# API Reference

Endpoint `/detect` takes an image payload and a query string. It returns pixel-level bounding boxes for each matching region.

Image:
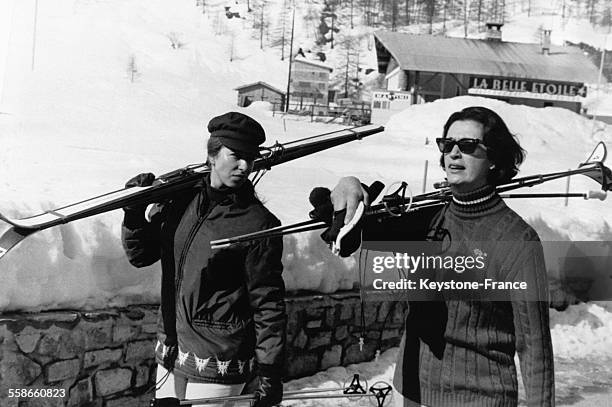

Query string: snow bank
[284,348,398,407]
[551,303,612,359]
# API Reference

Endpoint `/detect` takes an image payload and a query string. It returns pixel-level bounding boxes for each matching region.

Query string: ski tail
[0,227,32,259]
[581,141,607,165]
[579,142,612,191]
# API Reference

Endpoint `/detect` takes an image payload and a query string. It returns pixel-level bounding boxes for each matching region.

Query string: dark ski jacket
[121,175,286,384]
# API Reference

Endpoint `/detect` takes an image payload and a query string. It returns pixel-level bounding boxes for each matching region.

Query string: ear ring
[489,165,496,170]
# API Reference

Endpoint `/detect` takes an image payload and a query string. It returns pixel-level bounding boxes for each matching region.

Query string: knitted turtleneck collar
[448,184,504,218]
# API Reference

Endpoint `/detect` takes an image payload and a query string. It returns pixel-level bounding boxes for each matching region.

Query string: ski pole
[178,384,392,407]
[159,374,391,407]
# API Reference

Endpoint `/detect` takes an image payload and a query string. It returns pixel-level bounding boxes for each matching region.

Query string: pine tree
[318,1,340,49]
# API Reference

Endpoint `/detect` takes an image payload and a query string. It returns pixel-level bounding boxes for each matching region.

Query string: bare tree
[427,0,435,33]
[602,5,612,32]
[588,0,596,24]
[167,32,185,49]
[334,32,367,99]
[442,0,448,33]
[127,54,138,82]
[391,0,399,30]
[196,0,206,15]
[252,0,270,49]
[464,0,469,37]
[405,0,412,25]
[280,0,289,59]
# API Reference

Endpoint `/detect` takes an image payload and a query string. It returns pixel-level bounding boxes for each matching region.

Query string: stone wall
[0,291,406,406]
[0,307,158,407]
[284,292,406,378]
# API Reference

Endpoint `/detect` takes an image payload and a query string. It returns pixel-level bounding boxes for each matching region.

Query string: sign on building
[469,76,587,99]
[371,90,421,125]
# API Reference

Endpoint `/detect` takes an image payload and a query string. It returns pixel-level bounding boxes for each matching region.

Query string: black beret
[207,112,266,157]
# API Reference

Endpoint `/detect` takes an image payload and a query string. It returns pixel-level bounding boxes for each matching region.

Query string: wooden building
[234,81,285,108]
[373,25,601,113]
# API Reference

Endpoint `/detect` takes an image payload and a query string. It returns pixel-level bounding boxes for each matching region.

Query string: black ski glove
[123,172,156,214]
[244,374,283,407]
[318,181,384,257]
[309,187,334,224]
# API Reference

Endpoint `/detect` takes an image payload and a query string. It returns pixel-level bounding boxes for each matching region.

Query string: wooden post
[422,160,429,193]
[32,0,39,71]
[284,4,295,112]
[564,169,571,206]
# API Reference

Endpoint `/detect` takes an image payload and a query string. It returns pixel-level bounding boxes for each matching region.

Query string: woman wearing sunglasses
[330,106,554,406]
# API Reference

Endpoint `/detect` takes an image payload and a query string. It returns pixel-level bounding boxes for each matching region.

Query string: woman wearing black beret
[122,112,286,407]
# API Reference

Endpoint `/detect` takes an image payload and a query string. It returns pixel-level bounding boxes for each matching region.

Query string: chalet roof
[374,31,601,84]
[233,81,285,95]
[293,57,333,72]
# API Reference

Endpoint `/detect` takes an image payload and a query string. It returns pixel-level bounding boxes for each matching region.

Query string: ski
[0,124,384,259]
[210,142,612,249]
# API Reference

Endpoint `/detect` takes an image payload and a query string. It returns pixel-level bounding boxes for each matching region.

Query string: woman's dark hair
[439,106,525,185]
[206,137,224,165]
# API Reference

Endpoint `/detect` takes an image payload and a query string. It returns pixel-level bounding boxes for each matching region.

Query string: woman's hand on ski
[330,176,369,224]
[125,172,156,188]
[123,172,156,213]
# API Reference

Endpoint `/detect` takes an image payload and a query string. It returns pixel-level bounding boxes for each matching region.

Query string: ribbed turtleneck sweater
[393,184,555,407]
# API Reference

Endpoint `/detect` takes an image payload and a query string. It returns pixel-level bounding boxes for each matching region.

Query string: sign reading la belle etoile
[470,76,587,97]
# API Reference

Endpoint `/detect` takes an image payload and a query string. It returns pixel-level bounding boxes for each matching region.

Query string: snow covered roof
[234,81,285,95]
[374,31,601,84]
[293,57,333,72]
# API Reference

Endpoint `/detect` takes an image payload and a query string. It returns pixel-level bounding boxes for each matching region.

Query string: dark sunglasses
[436,138,486,154]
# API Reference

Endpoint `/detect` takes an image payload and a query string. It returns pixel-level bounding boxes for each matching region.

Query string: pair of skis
[209,142,612,250]
[150,374,392,406]
[0,124,384,259]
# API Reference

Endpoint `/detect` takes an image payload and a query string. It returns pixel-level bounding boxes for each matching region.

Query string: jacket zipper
[175,202,212,301]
